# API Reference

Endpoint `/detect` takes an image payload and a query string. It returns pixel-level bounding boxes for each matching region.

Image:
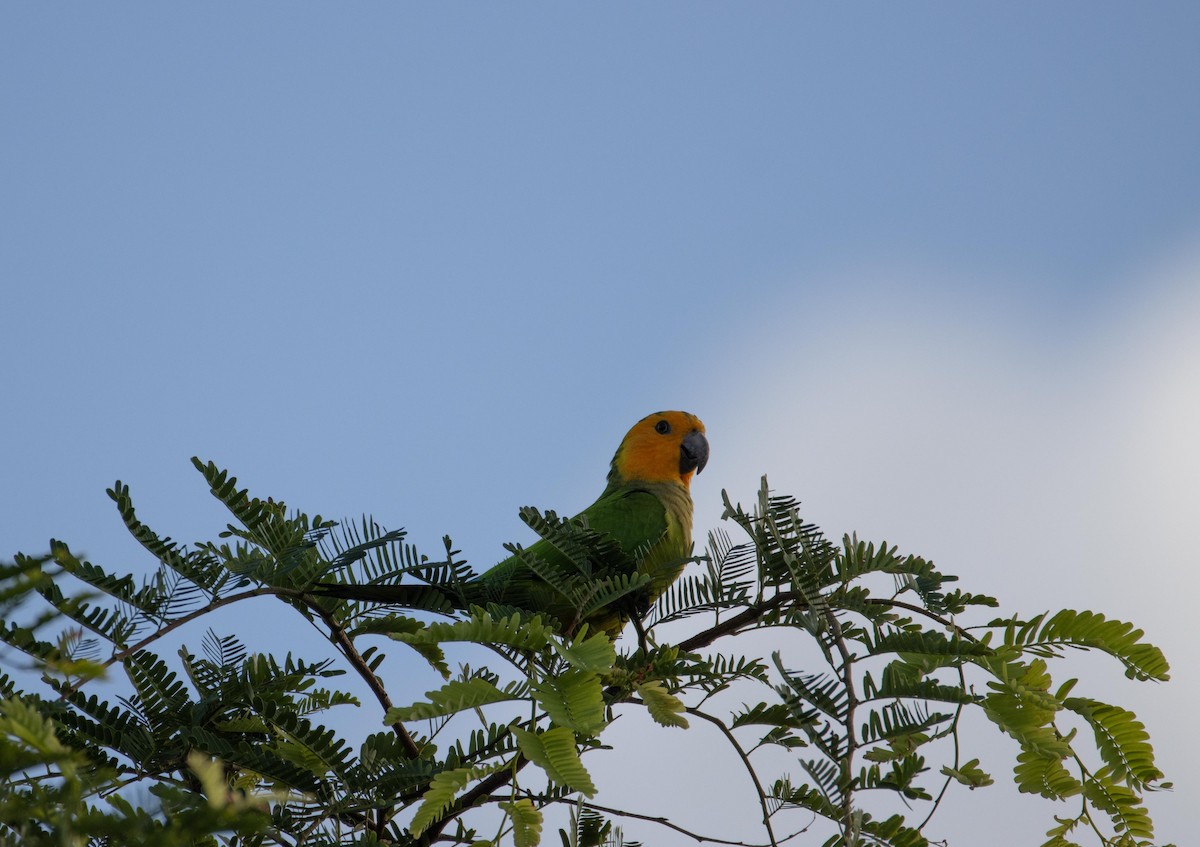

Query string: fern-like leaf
[1063,698,1163,790]
[501,798,543,847]
[393,611,553,652]
[1082,769,1154,839]
[939,758,994,789]
[551,630,616,673]
[511,726,596,796]
[995,610,1169,681]
[108,481,230,596]
[408,762,503,836]
[635,680,688,729]
[385,677,523,723]
[532,669,605,736]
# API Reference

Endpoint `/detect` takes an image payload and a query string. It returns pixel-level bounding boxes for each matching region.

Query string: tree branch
[822,608,857,836]
[308,601,422,759]
[422,754,532,844]
[867,597,981,644]
[518,795,814,846]
[676,591,800,652]
[674,591,981,656]
[685,705,780,847]
[55,586,291,699]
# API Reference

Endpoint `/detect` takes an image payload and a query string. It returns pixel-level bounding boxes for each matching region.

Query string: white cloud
[589,247,1200,845]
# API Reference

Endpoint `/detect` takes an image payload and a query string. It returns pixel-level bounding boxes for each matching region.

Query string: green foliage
[410,762,506,837]
[501,798,544,847]
[558,805,642,847]
[992,609,1170,682]
[385,677,525,723]
[531,668,606,736]
[0,465,1170,847]
[635,680,689,729]
[1064,699,1162,790]
[940,757,994,789]
[511,726,597,797]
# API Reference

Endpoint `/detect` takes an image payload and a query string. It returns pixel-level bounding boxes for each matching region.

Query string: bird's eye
[654,420,671,435]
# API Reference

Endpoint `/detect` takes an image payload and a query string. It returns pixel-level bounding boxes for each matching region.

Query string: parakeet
[318,411,708,637]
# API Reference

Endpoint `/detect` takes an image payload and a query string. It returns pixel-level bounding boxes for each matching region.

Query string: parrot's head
[610,411,709,489]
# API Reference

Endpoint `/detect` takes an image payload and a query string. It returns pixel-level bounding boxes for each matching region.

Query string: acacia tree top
[0,461,1170,847]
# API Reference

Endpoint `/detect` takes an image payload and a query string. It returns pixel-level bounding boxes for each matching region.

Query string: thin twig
[54,583,425,759]
[865,598,982,644]
[55,586,292,699]
[685,705,781,847]
[516,795,814,847]
[916,662,969,831]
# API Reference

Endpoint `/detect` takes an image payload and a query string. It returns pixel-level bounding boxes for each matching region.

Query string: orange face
[613,411,709,487]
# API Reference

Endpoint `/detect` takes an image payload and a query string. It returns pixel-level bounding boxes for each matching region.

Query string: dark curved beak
[680,430,710,475]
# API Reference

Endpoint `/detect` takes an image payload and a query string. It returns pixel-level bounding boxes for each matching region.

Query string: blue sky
[3,5,1198,844]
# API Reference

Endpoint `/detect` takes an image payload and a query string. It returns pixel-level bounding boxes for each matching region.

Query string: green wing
[469,488,668,630]
[319,487,674,636]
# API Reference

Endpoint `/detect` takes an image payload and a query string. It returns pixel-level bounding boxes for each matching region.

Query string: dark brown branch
[676,591,800,652]
[674,591,981,656]
[421,755,532,844]
[309,601,422,759]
